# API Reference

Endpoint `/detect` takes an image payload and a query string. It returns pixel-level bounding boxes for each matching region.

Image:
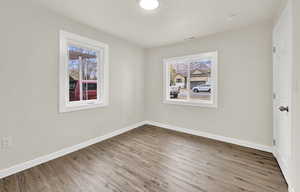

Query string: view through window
[59,30,109,112]
[164,51,217,107]
[68,45,99,102]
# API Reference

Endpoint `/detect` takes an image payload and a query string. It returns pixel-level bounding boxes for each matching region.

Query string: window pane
[169,62,188,100]
[81,56,98,101]
[68,45,99,102]
[189,59,212,102]
[68,53,80,102]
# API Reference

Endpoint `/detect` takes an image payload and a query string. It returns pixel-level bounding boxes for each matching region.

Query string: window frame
[59,30,109,113]
[163,51,218,108]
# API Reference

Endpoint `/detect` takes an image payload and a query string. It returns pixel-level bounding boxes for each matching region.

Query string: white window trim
[163,51,218,108]
[59,30,109,113]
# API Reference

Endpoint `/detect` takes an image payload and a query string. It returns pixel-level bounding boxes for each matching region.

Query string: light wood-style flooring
[0,125,288,192]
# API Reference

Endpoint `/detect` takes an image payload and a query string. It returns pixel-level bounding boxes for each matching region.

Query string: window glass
[189,59,212,102]
[169,61,188,100]
[164,51,217,107]
[68,50,80,102]
[68,45,99,102]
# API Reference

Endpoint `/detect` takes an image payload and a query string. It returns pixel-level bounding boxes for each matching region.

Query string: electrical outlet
[1,136,13,150]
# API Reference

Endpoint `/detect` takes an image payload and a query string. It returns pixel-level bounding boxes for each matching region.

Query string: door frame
[272,0,293,186]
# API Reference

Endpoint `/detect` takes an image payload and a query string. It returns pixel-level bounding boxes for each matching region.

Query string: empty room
[0,0,299,191]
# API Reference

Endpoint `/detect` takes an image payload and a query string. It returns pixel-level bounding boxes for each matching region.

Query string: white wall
[145,22,273,147]
[0,0,144,170]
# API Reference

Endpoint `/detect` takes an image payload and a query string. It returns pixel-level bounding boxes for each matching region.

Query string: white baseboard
[0,121,147,179]
[144,121,273,153]
[0,120,275,180]
[273,148,292,189]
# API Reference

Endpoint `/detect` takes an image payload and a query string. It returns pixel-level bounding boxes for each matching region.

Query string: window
[59,30,109,112]
[163,51,218,107]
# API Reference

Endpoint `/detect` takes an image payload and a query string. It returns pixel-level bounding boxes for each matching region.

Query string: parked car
[192,84,211,93]
[69,80,97,101]
[170,86,181,98]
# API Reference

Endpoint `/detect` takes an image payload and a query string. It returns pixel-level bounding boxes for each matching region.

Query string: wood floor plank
[0,125,288,192]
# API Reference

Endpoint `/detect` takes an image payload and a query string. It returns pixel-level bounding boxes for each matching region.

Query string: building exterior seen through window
[164,51,218,107]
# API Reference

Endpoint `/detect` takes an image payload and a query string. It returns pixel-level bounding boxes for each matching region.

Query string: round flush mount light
[139,0,159,10]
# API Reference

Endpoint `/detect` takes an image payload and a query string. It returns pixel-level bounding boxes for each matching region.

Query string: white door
[273,1,292,184]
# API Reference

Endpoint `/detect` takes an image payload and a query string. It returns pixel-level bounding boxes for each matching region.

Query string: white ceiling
[33,0,283,48]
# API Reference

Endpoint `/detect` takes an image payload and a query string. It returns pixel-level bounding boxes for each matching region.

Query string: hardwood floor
[0,125,288,192]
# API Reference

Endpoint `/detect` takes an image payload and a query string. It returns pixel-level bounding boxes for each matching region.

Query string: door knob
[279,106,289,112]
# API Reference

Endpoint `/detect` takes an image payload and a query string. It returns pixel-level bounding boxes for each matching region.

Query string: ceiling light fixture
[139,0,159,10]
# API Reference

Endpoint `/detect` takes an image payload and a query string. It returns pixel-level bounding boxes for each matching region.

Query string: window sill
[59,102,109,113]
[163,99,217,108]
